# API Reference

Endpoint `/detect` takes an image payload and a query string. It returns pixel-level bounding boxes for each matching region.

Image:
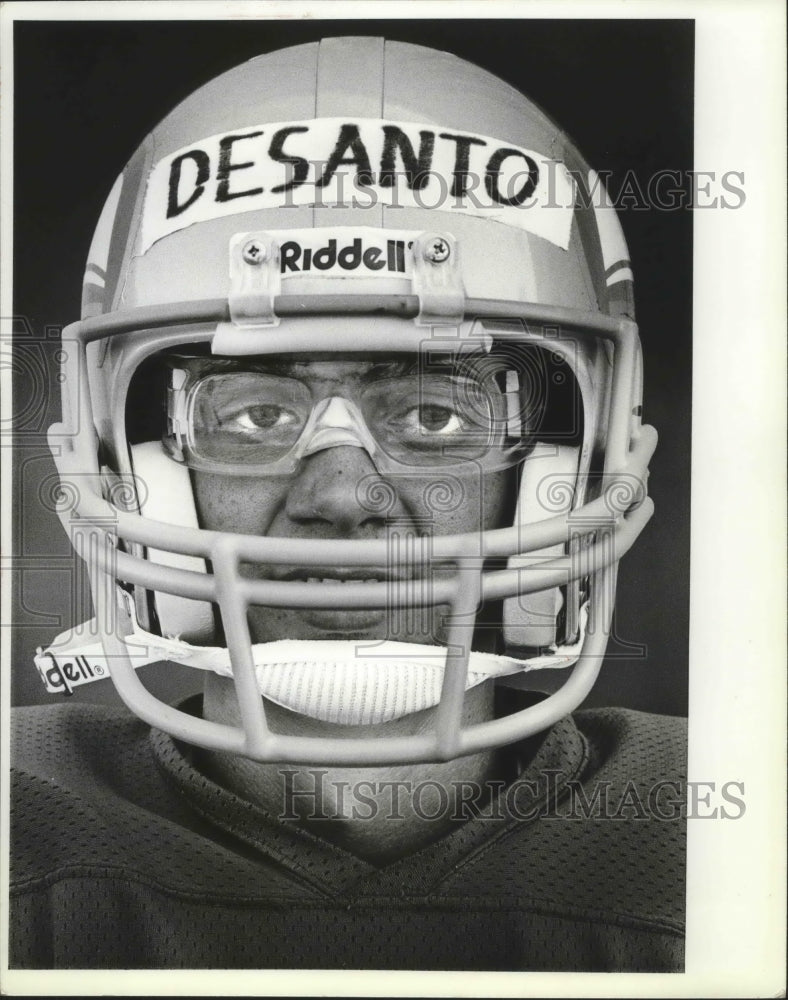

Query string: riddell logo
[279,236,414,275]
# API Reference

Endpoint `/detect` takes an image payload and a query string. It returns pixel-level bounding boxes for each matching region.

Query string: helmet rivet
[242,239,266,265]
[423,237,451,264]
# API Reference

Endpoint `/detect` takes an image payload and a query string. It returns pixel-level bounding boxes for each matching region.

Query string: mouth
[282,572,393,633]
[274,568,411,584]
[249,568,436,638]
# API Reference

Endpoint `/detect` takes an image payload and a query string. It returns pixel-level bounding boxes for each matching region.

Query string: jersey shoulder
[439,707,687,941]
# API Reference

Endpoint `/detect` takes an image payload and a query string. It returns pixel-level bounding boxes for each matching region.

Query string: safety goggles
[162,356,530,475]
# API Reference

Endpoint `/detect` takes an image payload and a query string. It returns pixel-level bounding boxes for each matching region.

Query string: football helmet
[38,38,656,765]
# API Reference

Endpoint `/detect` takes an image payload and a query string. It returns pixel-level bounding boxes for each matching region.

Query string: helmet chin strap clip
[410,232,465,330]
[219,233,283,341]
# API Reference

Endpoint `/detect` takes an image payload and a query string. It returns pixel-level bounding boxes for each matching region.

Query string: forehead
[196,351,507,378]
[266,359,403,382]
[193,354,466,385]
[170,352,519,396]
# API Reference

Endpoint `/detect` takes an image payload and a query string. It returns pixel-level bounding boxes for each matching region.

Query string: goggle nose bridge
[292,395,382,463]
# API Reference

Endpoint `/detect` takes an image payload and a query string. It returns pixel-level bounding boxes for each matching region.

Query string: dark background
[10,18,693,714]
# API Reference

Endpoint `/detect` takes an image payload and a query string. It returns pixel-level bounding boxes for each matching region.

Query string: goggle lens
[167,363,525,472]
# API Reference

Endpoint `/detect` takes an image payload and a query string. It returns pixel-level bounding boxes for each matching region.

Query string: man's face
[191,358,514,645]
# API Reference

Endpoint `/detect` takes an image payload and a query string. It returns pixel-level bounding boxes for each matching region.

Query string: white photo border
[1,1,785,996]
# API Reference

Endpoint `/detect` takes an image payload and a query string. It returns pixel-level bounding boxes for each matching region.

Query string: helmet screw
[423,237,451,264]
[242,239,266,265]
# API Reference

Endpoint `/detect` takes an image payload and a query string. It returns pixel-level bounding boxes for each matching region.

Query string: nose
[284,445,402,537]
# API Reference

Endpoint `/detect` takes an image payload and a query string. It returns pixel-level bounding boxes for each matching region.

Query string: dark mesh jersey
[10,698,686,971]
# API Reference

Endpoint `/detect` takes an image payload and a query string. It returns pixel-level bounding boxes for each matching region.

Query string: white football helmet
[40,38,656,765]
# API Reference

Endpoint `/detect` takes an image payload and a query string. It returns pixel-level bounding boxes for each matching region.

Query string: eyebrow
[176,353,483,385]
[204,357,418,381]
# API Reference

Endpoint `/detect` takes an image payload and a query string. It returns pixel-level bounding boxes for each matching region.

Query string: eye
[368,375,496,455]
[231,404,299,434]
[388,402,472,442]
[414,404,465,434]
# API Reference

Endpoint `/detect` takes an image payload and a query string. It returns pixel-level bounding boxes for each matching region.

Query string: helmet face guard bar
[51,296,655,765]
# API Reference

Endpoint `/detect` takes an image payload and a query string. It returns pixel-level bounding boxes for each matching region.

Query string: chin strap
[34,606,588,725]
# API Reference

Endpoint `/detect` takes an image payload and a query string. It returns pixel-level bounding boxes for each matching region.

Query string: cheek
[398,467,515,535]
[481,468,516,529]
[192,472,287,534]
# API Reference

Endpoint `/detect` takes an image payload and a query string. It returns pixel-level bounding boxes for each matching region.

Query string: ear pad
[503,442,579,650]
[131,442,215,642]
